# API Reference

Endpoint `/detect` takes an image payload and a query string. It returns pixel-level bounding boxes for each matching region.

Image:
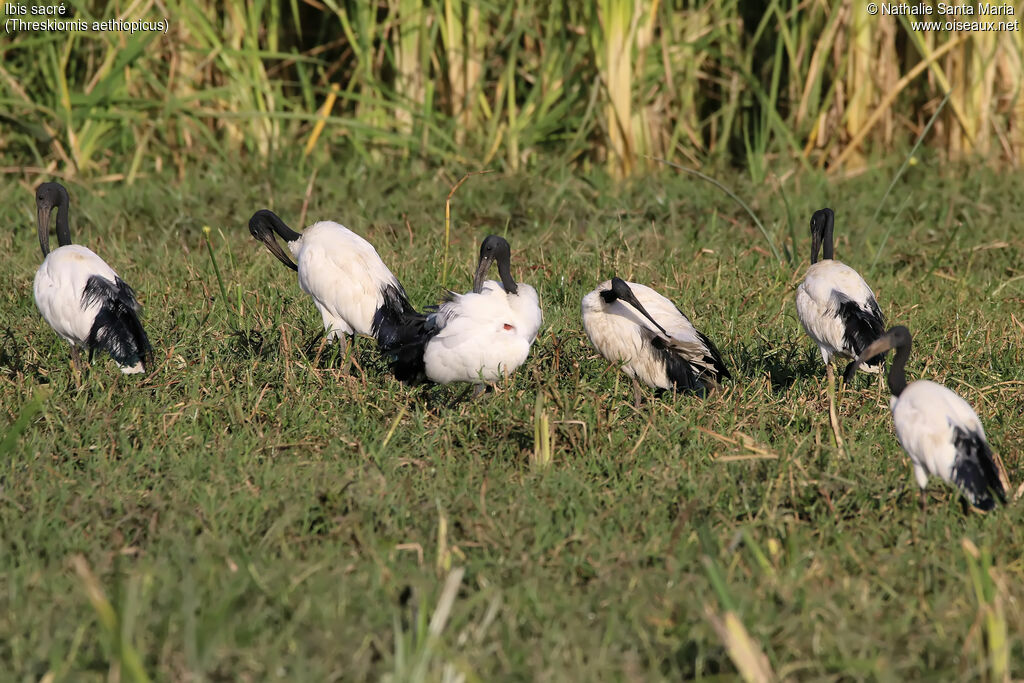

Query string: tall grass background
[2,0,1023,180]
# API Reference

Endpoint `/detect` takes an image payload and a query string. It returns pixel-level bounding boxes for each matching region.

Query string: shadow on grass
[0,327,49,384]
[731,337,823,393]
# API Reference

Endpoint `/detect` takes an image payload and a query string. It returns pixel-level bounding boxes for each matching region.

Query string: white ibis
[581,277,730,406]
[248,210,419,350]
[32,182,152,376]
[795,208,885,381]
[845,326,1007,511]
[375,235,542,394]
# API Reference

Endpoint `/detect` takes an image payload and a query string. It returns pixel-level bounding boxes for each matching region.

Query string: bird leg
[826,364,845,453]
[69,346,84,388]
[448,383,480,408]
[918,489,928,512]
[341,334,357,374]
[631,378,643,411]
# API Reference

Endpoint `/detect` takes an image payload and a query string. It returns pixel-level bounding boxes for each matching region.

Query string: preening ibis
[248,210,419,350]
[581,277,729,406]
[845,326,1007,511]
[796,208,885,381]
[374,235,542,394]
[32,182,152,376]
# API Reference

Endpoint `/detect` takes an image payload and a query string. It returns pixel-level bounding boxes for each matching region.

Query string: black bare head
[809,207,835,264]
[248,209,300,271]
[844,325,912,395]
[473,234,517,294]
[35,182,72,257]
[601,277,668,336]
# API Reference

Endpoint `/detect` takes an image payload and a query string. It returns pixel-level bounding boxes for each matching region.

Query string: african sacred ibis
[248,209,419,349]
[32,182,152,375]
[375,235,542,393]
[796,208,885,381]
[844,326,1007,511]
[581,277,730,406]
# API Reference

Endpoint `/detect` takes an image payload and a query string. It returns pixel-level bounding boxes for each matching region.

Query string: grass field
[1,157,1023,681]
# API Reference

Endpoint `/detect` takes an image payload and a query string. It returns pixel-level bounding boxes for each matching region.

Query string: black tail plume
[695,330,731,383]
[951,427,1007,511]
[837,294,886,369]
[82,276,153,372]
[372,284,435,384]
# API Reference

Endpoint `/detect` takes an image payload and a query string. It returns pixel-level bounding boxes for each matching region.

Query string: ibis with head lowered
[845,326,1007,511]
[248,209,419,352]
[581,277,729,406]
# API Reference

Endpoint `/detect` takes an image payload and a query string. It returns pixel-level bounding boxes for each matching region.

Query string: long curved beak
[843,334,894,382]
[260,233,298,271]
[858,335,895,364]
[619,291,669,337]
[36,205,52,257]
[472,255,494,293]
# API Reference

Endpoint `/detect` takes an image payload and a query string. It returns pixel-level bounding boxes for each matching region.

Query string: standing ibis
[374,235,542,394]
[581,277,729,406]
[845,326,1007,511]
[248,209,419,351]
[796,208,885,381]
[32,182,152,377]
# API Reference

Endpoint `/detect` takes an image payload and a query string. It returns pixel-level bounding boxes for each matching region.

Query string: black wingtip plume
[372,285,434,384]
[952,427,1007,511]
[82,276,153,372]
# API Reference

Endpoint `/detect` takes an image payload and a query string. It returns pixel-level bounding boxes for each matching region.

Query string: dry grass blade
[70,555,151,683]
[703,604,776,683]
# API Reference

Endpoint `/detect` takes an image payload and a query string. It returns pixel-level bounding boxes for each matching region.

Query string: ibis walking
[845,326,1007,511]
[796,208,885,381]
[581,277,729,406]
[248,210,419,351]
[375,235,542,394]
[32,182,152,377]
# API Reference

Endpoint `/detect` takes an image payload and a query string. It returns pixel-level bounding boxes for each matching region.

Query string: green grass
[1,156,1023,681]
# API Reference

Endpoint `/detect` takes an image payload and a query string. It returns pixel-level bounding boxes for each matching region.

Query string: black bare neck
[887,341,909,397]
[55,187,72,247]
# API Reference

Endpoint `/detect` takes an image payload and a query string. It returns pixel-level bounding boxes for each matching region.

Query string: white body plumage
[34,245,144,374]
[890,380,994,499]
[796,260,883,370]
[423,280,542,384]
[286,221,406,340]
[581,279,727,392]
[847,325,1006,510]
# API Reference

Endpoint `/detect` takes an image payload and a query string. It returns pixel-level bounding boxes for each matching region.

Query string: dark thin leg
[70,346,84,388]
[918,489,928,512]
[341,333,357,374]
[826,364,844,452]
[448,384,475,408]
[632,378,643,410]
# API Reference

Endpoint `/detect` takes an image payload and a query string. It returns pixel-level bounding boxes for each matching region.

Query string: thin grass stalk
[202,225,233,325]
[867,89,952,273]
[443,171,492,289]
[531,391,553,468]
[648,157,780,263]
